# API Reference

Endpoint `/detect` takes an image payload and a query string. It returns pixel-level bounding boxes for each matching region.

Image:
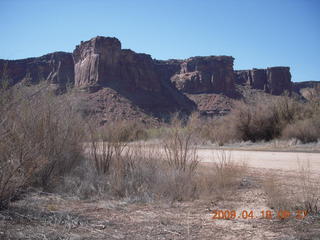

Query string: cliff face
[0,35,298,121]
[1,36,292,98]
[167,56,235,95]
[0,52,74,88]
[72,36,195,116]
[73,37,121,88]
[267,67,292,95]
[235,67,292,95]
[293,81,320,93]
[73,36,161,92]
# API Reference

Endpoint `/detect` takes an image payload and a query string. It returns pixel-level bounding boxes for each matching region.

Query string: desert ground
[200,149,320,172]
[1,145,320,240]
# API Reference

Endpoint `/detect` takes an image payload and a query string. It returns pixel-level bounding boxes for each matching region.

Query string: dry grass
[263,160,320,215]
[73,113,201,202]
[162,116,199,174]
[297,160,320,214]
[62,116,245,203]
[263,175,293,211]
[200,151,248,200]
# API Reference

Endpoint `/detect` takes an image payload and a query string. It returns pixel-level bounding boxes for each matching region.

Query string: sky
[0,0,319,82]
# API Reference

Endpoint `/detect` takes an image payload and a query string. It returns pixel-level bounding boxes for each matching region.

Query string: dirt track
[199,149,320,172]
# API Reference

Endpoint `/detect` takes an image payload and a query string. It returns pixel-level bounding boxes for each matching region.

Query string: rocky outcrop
[235,67,292,95]
[0,52,74,89]
[73,37,121,88]
[167,56,235,95]
[72,36,195,116]
[0,35,298,122]
[293,81,320,93]
[154,59,182,85]
[73,36,161,92]
[267,67,292,95]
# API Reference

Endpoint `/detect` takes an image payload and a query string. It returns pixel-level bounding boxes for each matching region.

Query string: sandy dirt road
[198,148,320,172]
[90,142,320,172]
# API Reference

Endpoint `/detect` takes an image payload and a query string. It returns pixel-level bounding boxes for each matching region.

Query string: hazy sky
[1,0,319,82]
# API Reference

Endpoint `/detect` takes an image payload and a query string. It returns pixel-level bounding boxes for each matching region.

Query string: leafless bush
[281,117,320,143]
[205,95,318,144]
[63,142,200,201]
[87,121,128,175]
[0,128,41,209]
[18,92,85,190]
[162,115,199,175]
[263,176,292,211]
[264,161,319,214]
[0,85,85,208]
[63,120,250,202]
[297,161,320,214]
[201,151,247,199]
[64,113,203,202]
[202,118,239,146]
[231,96,302,141]
[280,88,320,143]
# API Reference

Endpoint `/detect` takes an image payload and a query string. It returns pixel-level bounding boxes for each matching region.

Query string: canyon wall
[0,52,74,89]
[235,67,292,95]
[0,36,295,120]
[168,56,235,95]
[73,36,162,92]
[72,36,195,115]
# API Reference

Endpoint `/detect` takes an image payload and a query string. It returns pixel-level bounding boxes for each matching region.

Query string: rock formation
[72,36,195,116]
[0,52,74,89]
[0,35,297,121]
[235,67,292,95]
[167,56,235,95]
[267,67,292,95]
[293,81,320,94]
[73,36,161,92]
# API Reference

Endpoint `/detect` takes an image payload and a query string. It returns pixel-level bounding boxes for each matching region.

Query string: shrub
[87,121,128,175]
[205,95,312,144]
[16,91,85,190]
[232,96,302,142]
[62,116,248,202]
[84,114,200,201]
[298,161,320,214]
[281,117,320,143]
[68,141,200,202]
[263,161,319,215]
[263,176,292,211]
[162,115,199,174]
[0,85,85,208]
[201,151,247,199]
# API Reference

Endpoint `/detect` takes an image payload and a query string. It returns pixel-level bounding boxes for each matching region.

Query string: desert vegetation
[0,84,249,210]
[199,92,320,145]
[1,82,319,209]
[263,160,319,215]
[0,83,319,239]
[0,84,85,209]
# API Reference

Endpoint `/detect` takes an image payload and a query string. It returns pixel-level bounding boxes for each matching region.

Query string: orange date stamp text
[211,209,308,220]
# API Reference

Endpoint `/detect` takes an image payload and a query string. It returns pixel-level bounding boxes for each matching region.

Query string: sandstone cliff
[0,52,74,89]
[0,36,298,122]
[72,36,195,117]
[166,56,235,95]
[293,81,320,93]
[73,36,161,92]
[235,67,292,95]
